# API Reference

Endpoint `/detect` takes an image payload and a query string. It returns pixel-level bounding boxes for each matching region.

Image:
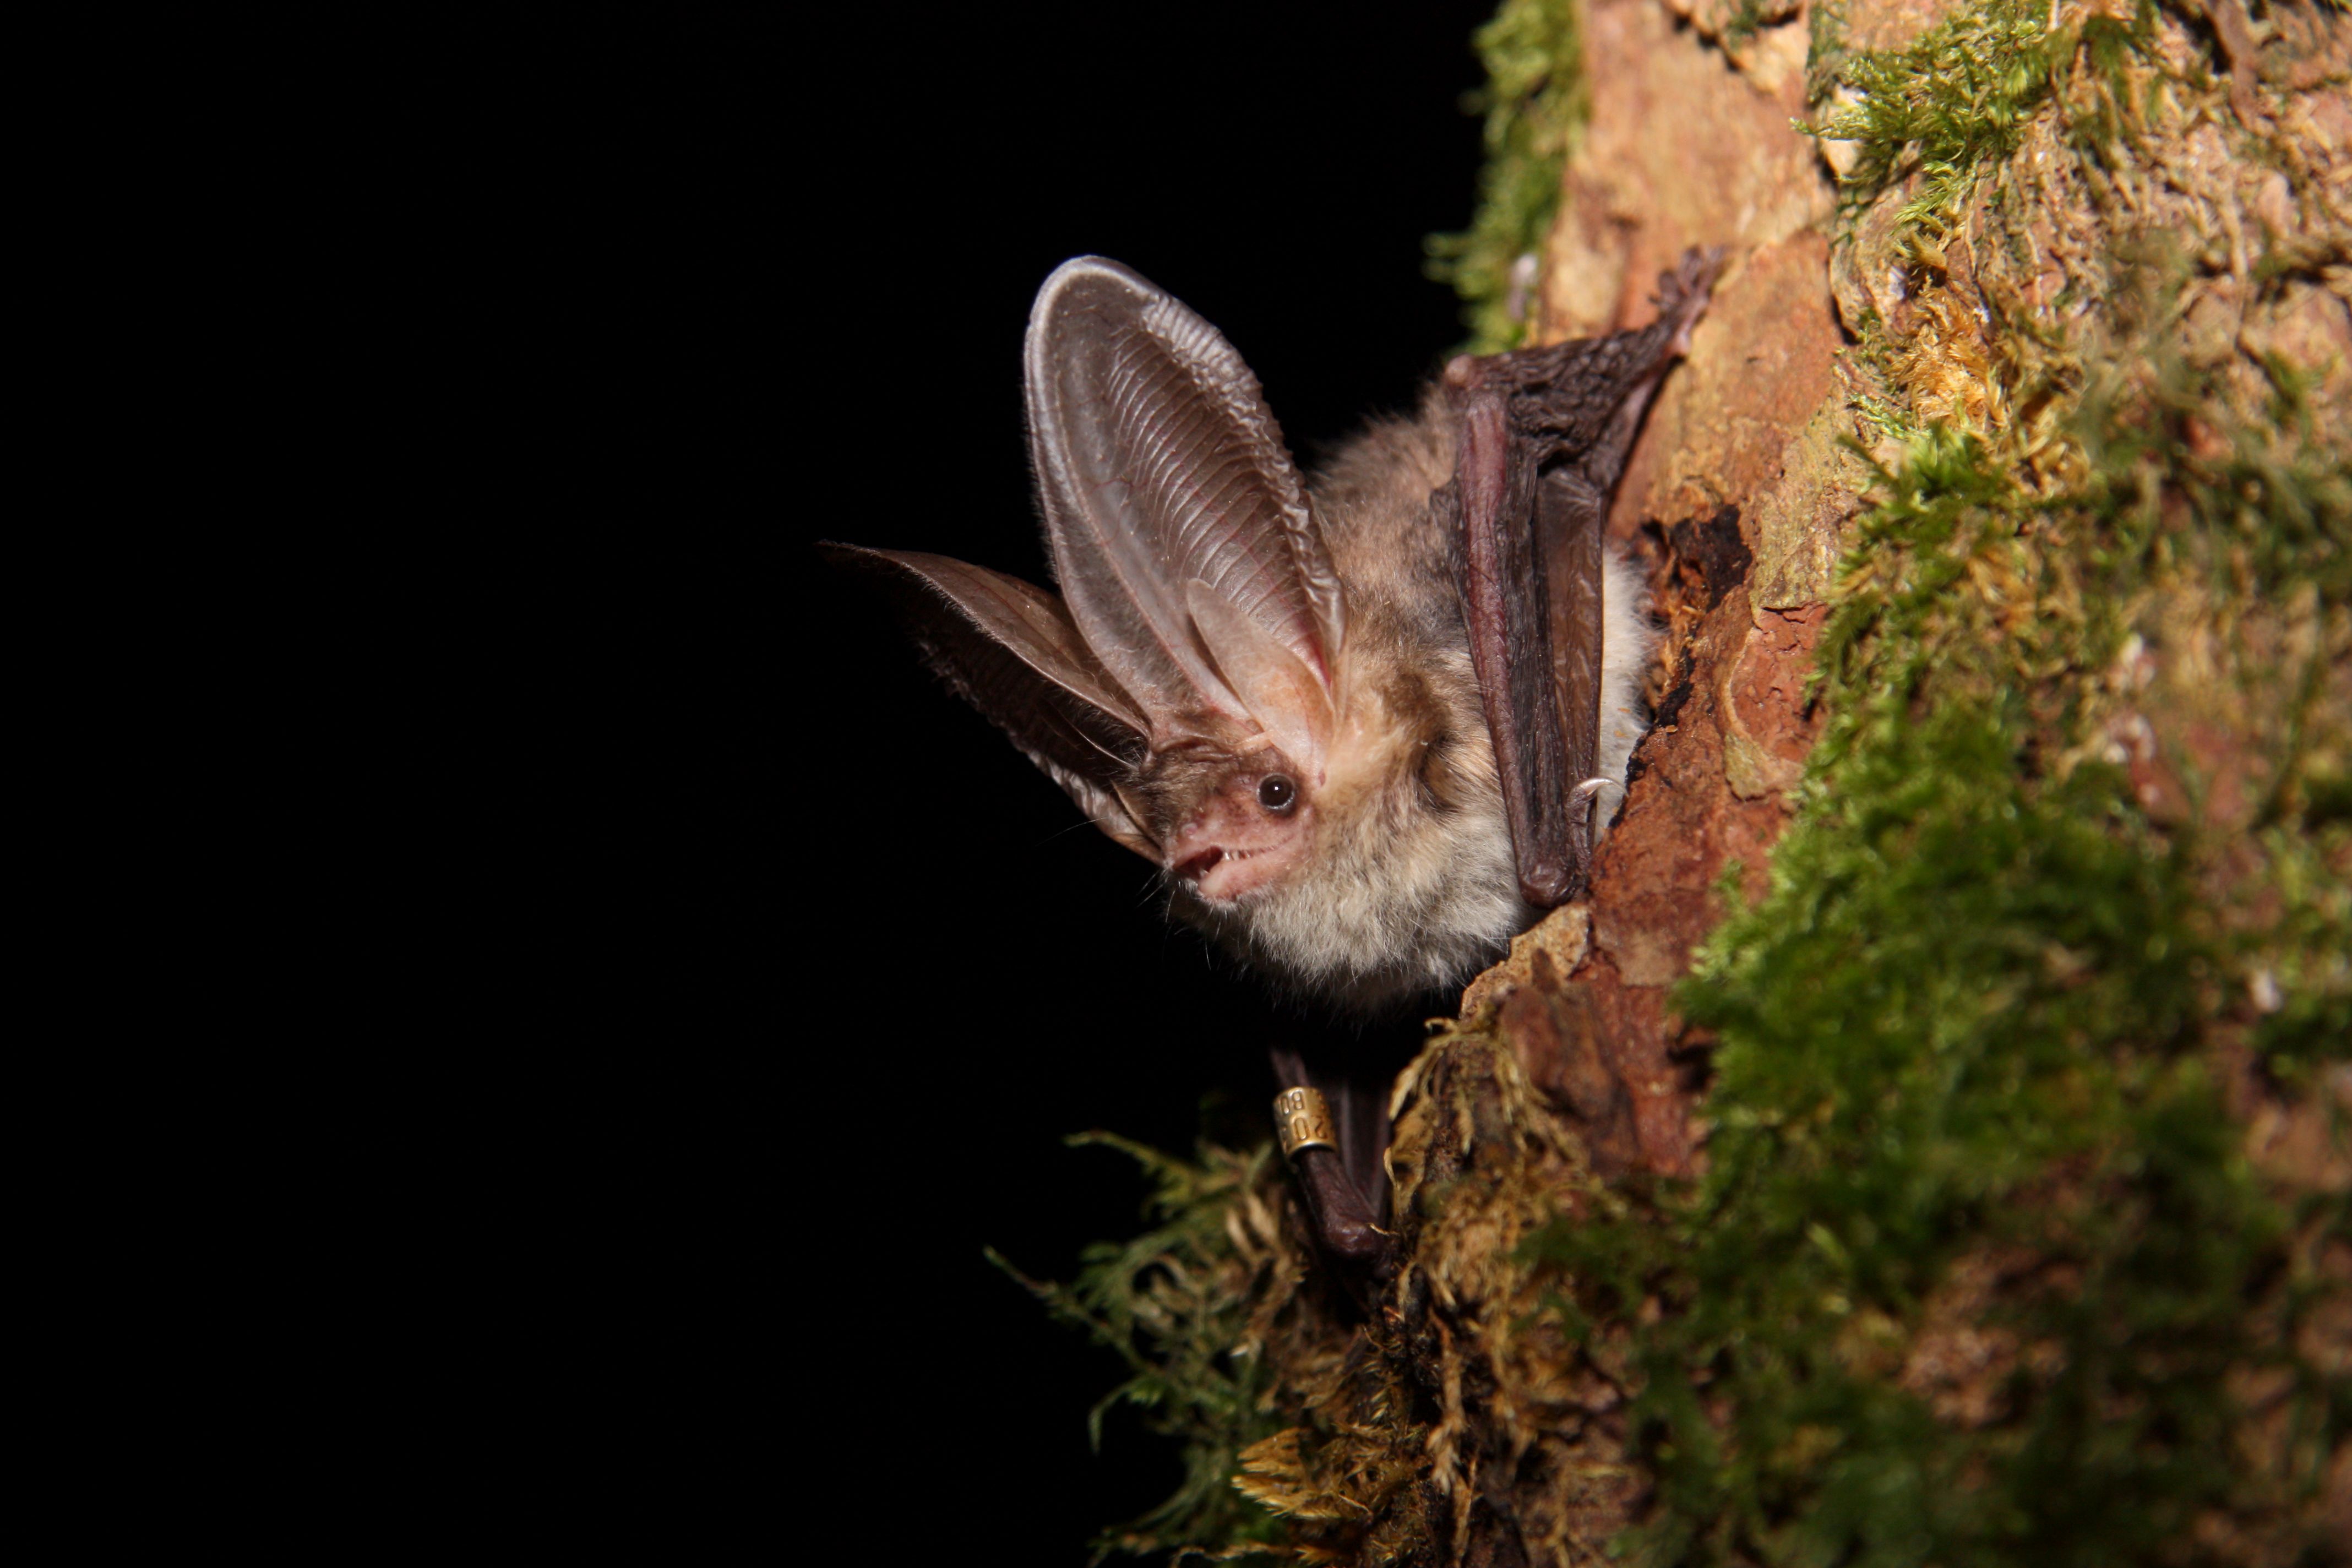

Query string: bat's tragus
[826,248,1717,1017]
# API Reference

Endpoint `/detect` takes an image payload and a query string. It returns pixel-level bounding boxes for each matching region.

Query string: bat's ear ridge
[1025,257,1346,741]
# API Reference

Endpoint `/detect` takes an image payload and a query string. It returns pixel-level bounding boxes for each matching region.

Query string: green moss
[1807,0,2160,228]
[1718,0,1776,48]
[990,1135,1291,1561]
[2250,819,2352,1078]
[1425,0,1588,354]
[2072,335,2352,607]
[1524,395,2347,1565]
[1537,18,2352,1551]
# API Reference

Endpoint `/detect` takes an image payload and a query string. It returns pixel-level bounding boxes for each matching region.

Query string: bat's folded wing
[1448,396,1580,907]
[1446,248,1722,907]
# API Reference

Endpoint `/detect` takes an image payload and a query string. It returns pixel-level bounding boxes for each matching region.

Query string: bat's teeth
[1175,847,1224,882]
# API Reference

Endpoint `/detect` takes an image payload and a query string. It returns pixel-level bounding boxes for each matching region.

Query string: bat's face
[1140,656,1451,906]
[1140,642,1525,1009]
[1155,741,1315,902]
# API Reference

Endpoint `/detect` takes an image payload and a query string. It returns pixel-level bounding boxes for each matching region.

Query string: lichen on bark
[1019,3,2350,1563]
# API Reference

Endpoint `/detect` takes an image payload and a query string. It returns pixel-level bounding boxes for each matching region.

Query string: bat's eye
[1256,774,1297,813]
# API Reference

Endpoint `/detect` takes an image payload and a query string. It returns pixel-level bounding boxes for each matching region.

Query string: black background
[367,3,1499,1553]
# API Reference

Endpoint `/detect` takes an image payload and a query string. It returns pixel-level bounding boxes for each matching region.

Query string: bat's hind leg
[1270,1048,1397,1283]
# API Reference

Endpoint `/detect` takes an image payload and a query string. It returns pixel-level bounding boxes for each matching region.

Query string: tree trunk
[1036,3,2350,1562]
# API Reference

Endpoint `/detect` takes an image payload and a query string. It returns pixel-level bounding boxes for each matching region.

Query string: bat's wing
[820,543,1159,858]
[1024,257,1341,771]
[1449,398,1575,903]
[1446,249,1721,907]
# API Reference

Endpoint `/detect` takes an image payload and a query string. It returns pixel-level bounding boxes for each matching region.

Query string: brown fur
[1164,398,1654,1015]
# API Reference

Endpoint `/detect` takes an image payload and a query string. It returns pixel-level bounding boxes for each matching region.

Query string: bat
[827,252,1716,1262]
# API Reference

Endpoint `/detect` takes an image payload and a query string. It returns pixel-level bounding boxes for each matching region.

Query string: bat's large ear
[821,544,1161,859]
[1024,258,1343,774]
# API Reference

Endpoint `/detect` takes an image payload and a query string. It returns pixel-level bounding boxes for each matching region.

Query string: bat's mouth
[1175,846,1233,883]
[1173,843,1284,903]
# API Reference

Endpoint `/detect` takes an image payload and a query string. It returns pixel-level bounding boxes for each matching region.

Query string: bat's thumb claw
[1658,246,1725,352]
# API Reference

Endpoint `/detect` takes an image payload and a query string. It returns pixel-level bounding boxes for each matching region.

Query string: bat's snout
[1165,784,1311,904]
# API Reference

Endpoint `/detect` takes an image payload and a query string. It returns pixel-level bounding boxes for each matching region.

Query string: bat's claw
[1558,777,1615,899]
[1657,246,1726,355]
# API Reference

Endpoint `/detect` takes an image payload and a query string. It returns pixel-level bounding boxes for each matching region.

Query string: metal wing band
[1273,1086,1338,1158]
